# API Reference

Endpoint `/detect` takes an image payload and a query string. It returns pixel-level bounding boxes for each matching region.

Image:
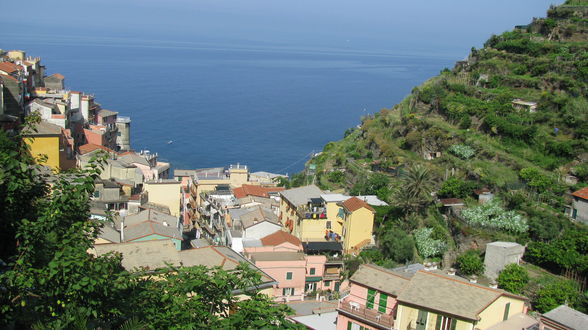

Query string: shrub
[497,264,529,294]
[414,227,447,259]
[534,279,580,313]
[448,144,475,159]
[460,199,528,233]
[438,177,476,198]
[456,250,485,276]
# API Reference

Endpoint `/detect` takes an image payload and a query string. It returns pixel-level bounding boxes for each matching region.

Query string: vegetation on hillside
[287,0,588,313]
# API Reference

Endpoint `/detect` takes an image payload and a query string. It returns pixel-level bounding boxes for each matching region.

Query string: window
[378,293,388,313]
[503,302,511,321]
[416,310,428,330]
[326,221,332,229]
[367,289,376,309]
[435,315,455,330]
[93,191,100,198]
[282,288,294,296]
[309,268,316,275]
[324,280,332,287]
[286,272,293,280]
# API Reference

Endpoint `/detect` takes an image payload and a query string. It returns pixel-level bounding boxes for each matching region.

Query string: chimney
[469,275,478,283]
[163,221,168,227]
[489,281,498,289]
[431,262,438,270]
[424,262,432,271]
[447,268,456,276]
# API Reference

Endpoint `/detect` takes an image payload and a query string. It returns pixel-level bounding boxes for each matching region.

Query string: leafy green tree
[456,250,485,276]
[438,177,476,198]
[379,228,415,264]
[328,170,345,184]
[519,167,552,192]
[497,264,529,294]
[534,279,580,313]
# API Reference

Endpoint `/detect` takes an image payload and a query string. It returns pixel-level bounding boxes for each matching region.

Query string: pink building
[245,231,344,301]
[337,264,408,329]
[249,251,307,301]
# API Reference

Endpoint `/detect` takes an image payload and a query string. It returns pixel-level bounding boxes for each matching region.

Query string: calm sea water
[4,36,454,173]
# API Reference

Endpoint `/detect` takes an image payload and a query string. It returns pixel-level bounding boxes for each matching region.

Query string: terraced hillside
[291,0,588,313]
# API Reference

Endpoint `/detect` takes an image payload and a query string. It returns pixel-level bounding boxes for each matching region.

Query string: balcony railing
[338,301,394,329]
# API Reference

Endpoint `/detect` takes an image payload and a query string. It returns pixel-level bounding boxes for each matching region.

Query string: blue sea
[0,0,559,174]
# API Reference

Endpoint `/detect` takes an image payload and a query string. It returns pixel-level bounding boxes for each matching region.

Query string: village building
[570,186,588,225]
[337,264,530,330]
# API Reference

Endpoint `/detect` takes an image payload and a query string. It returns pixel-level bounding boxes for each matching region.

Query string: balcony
[338,300,394,329]
[297,206,327,219]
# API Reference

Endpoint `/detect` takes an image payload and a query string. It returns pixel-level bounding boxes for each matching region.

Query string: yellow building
[340,197,375,254]
[395,270,528,330]
[23,121,71,171]
[143,180,182,217]
[279,185,325,239]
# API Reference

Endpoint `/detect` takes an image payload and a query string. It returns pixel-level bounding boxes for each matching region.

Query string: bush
[497,264,529,294]
[438,177,476,198]
[461,199,529,233]
[380,228,415,264]
[456,250,485,276]
[448,144,475,159]
[414,227,447,259]
[534,279,580,313]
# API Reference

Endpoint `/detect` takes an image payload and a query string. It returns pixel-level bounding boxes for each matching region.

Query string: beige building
[143,180,181,217]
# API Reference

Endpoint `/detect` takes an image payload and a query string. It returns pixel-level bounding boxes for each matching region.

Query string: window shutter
[286,272,293,280]
[503,302,511,321]
[347,321,352,330]
[435,315,442,330]
[378,293,388,313]
[416,310,428,330]
[367,289,376,309]
[450,318,457,330]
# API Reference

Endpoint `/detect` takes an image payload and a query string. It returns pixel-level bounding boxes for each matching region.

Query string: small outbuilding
[483,241,525,280]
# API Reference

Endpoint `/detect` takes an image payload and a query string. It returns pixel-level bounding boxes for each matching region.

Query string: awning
[305,276,322,282]
[303,241,342,253]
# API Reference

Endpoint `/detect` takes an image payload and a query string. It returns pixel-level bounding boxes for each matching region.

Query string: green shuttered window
[378,293,388,313]
[367,288,376,309]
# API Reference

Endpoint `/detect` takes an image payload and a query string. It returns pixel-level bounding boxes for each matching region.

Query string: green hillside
[293,0,588,313]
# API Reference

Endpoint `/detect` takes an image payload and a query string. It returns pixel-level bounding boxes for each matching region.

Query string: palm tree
[392,164,435,216]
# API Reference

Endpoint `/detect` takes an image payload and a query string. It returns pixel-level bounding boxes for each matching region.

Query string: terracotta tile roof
[79,143,116,155]
[572,187,588,200]
[233,184,285,199]
[342,196,375,212]
[0,73,18,82]
[0,62,19,74]
[260,230,301,247]
[48,73,65,80]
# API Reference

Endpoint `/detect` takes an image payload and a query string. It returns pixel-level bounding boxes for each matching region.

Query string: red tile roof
[233,184,284,199]
[0,62,19,74]
[572,187,588,200]
[260,230,301,247]
[342,196,375,212]
[0,74,18,82]
[48,73,65,80]
[79,143,116,155]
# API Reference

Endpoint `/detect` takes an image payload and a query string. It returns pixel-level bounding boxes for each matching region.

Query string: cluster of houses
[4,49,587,329]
